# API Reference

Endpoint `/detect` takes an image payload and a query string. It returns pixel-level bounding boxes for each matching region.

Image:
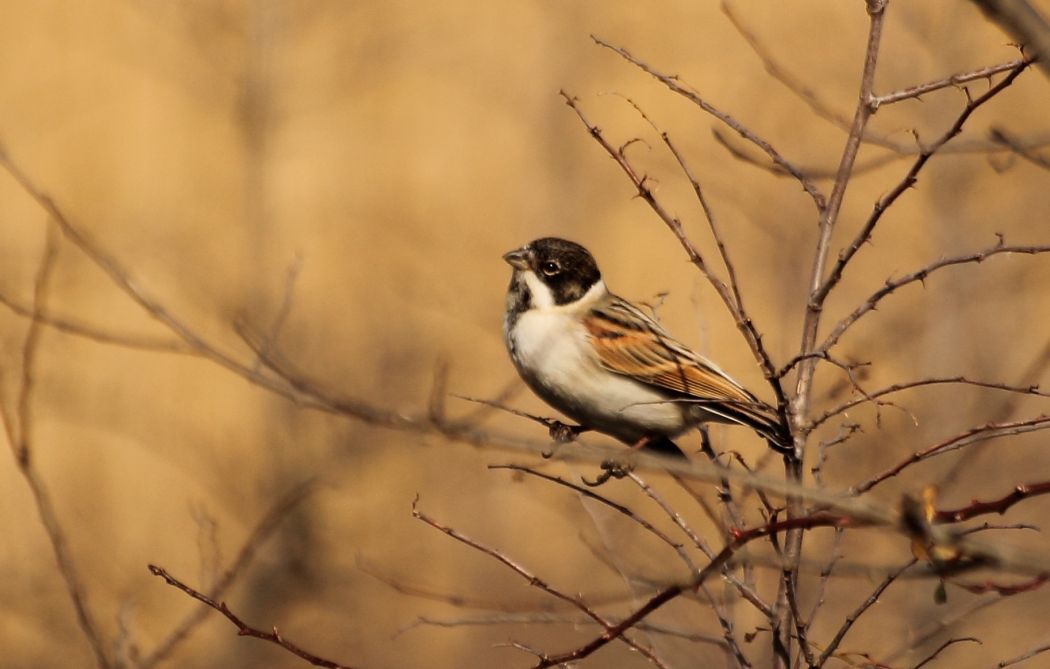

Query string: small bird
[502,237,788,458]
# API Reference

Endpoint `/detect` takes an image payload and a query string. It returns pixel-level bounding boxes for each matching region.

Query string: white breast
[505,307,689,442]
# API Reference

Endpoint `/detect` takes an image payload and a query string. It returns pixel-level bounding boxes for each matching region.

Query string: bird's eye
[540,261,561,276]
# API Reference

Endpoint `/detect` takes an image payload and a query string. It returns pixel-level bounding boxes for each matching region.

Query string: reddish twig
[949,573,1048,596]
[140,480,319,668]
[147,564,355,669]
[934,481,1050,523]
[533,513,858,668]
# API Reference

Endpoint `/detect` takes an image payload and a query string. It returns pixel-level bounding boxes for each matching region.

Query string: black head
[503,238,602,307]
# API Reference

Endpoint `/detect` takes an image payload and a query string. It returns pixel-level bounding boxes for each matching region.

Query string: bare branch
[399,613,727,646]
[853,416,1050,495]
[0,290,190,353]
[411,496,671,668]
[934,481,1050,523]
[819,239,1050,353]
[813,58,1033,308]
[992,636,1050,668]
[992,126,1050,169]
[871,57,1035,107]
[0,225,113,669]
[969,0,1050,78]
[559,91,789,419]
[813,375,1050,428]
[910,637,981,669]
[815,559,916,668]
[488,464,696,570]
[147,564,356,669]
[590,35,826,210]
[140,480,319,668]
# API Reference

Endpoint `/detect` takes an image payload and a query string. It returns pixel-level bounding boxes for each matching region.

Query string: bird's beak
[502,247,531,270]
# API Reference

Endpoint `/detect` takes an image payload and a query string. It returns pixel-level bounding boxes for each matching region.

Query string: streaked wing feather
[585,297,783,438]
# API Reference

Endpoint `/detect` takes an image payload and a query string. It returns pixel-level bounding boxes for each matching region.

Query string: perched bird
[502,237,788,458]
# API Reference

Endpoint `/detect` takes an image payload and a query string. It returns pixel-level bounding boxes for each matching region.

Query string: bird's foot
[541,422,592,458]
[582,459,634,487]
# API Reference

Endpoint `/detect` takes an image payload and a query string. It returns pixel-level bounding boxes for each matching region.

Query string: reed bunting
[503,237,789,458]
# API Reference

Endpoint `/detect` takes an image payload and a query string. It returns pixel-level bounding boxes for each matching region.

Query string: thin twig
[813,58,1033,308]
[853,415,1050,494]
[812,374,1050,428]
[814,558,916,668]
[910,637,981,669]
[871,57,1034,107]
[140,480,319,668]
[398,613,728,646]
[991,636,1050,668]
[412,496,671,668]
[0,226,113,669]
[488,464,696,571]
[559,90,788,417]
[147,564,355,669]
[591,35,826,211]
[934,481,1050,523]
[818,239,1050,354]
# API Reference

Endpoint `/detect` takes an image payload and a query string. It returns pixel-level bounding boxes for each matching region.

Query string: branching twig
[934,481,1050,523]
[853,416,1050,494]
[559,90,789,418]
[814,558,916,668]
[147,564,355,669]
[591,35,826,210]
[412,496,673,668]
[812,374,1050,428]
[140,479,319,668]
[818,239,1050,354]
[813,58,1033,308]
[0,226,113,669]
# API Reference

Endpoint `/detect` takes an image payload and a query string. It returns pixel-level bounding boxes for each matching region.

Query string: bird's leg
[629,435,654,452]
[582,459,633,487]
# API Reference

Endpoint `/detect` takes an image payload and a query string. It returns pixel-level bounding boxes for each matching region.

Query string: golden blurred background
[2,2,1050,667]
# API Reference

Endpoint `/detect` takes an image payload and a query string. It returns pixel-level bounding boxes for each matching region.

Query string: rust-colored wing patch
[583,308,755,405]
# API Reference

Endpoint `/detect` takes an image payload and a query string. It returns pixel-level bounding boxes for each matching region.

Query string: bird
[502,237,789,458]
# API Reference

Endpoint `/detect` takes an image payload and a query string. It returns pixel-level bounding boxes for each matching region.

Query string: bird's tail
[706,399,793,454]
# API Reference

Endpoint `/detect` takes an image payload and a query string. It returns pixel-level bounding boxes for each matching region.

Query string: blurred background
[2,2,1050,667]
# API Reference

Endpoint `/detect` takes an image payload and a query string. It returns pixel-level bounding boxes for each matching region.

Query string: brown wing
[584,296,787,445]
